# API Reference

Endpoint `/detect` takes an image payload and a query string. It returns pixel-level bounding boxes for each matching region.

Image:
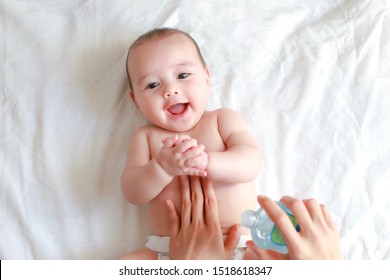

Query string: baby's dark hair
[126,27,207,91]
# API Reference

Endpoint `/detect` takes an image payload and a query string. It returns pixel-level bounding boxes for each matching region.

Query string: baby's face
[127,33,211,132]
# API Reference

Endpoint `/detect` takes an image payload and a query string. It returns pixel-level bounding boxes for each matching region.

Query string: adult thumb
[224,224,241,258]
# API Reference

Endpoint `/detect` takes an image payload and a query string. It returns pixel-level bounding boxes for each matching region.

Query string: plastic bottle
[241,201,300,253]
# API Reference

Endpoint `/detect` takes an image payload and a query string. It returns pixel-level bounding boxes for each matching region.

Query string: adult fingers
[179,176,191,225]
[190,176,204,222]
[320,204,337,230]
[165,199,180,236]
[245,241,286,260]
[224,224,241,258]
[258,195,299,246]
[280,196,313,233]
[202,178,219,225]
[244,241,262,260]
[302,198,327,226]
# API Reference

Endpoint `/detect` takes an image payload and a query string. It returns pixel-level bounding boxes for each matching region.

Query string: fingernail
[257,195,266,200]
[246,240,255,249]
[165,199,172,207]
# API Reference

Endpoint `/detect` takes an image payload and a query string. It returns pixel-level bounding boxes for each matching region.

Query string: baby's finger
[193,152,208,170]
[162,135,179,148]
[182,145,205,162]
[175,134,191,144]
[183,148,207,167]
[174,138,198,154]
[183,167,207,177]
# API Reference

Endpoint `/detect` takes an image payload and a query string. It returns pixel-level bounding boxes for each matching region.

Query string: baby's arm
[206,108,261,183]
[121,129,207,205]
[120,128,173,205]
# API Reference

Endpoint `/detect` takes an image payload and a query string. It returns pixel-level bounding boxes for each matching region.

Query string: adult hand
[245,195,341,260]
[166,176,240,259]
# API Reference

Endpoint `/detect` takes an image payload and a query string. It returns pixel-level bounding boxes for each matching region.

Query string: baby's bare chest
[148,114,226,157]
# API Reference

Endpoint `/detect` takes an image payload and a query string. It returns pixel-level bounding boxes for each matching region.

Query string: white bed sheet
[1,0,389,260]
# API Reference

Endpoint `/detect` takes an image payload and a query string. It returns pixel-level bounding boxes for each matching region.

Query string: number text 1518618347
[212,266,272,276]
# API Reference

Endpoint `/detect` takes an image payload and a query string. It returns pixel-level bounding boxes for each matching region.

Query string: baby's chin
[157,123,197,133]
[155,113,203,132]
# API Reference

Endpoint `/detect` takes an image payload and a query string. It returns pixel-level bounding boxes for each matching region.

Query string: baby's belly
[148,177,258,236]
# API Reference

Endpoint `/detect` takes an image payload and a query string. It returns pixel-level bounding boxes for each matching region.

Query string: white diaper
[145,235,251,260]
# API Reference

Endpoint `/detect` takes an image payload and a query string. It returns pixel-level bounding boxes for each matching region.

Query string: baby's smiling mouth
[167,103,188,115]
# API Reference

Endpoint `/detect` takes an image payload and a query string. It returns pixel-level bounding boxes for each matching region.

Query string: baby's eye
[146,82,159,90]
[178,73,190,79]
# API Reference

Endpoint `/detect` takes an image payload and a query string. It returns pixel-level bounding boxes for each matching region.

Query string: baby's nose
[164,90,179,98]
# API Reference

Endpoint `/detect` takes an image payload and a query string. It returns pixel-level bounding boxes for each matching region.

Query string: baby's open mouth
[167,103,188,115]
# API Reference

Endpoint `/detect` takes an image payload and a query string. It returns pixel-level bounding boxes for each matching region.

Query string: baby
[120,28,261,259]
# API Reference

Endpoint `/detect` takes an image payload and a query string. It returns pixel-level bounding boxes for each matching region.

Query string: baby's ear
[130,90,140,110]
[204,66,211,85]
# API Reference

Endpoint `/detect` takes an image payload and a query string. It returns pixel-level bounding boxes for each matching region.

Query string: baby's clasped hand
[158,135,208,177]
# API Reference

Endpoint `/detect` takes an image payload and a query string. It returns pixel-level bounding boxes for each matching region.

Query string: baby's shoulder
[213,107,239,115]
[209,107,245,122]
[205,107,240,118]
[131,124,149,137]
[132,123,170,141]
[209,108,250,135]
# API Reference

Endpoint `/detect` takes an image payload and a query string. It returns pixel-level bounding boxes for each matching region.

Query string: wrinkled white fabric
[1,0,389,259]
